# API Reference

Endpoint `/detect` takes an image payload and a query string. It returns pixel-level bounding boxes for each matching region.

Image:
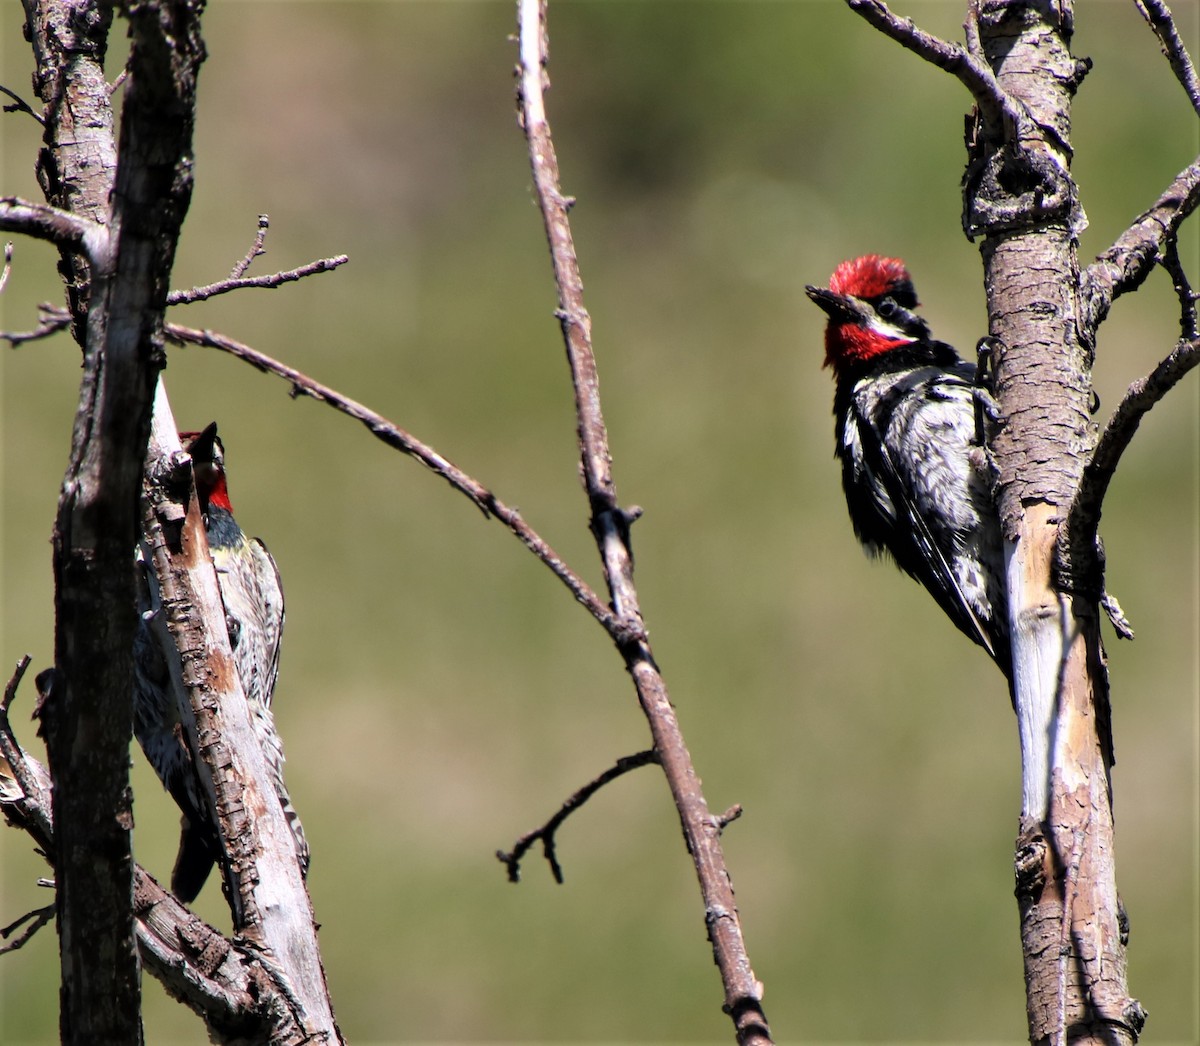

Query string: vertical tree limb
[19,0,207,1040]
[848,0,1146,1039]
[516,3,771,1043]
[971,3,1137,1043]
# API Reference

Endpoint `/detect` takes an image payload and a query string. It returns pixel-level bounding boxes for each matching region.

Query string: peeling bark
[971,2,1137,1042]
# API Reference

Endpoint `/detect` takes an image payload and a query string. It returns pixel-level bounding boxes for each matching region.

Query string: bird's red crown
[828,254,911,301]
[818,255,920,373]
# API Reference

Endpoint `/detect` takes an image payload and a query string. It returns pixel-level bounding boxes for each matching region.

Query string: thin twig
[167,253,348,306]
[963,0,984,59]
[846,0,1021,136]
[516,4,770,1043]
[230,214,269,279]
[0,241,12,295]
[1082,157,1200,333]
[0,85,45,126]
[162,321,632,643]
[0,904,55,954]
[1135,0,1200,116]
[496,750,659,883]
[1158,236,1199,341]
[1,655,31,715]
[1063,337,1200,580]
[0,302,72,346]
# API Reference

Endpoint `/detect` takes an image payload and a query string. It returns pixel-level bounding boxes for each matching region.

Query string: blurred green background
[2,2,1196,1043]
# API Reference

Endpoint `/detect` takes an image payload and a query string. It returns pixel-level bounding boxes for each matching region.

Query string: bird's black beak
[185,422,220,466]
[805,285,861,324]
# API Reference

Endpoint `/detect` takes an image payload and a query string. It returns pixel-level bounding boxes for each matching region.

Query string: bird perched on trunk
[134,423,309,901]
[805,255,1009,678]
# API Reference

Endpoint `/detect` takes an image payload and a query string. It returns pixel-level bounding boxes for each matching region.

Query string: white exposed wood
[143,378,339,1043]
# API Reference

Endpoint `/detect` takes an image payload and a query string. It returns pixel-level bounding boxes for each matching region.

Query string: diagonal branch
[0,84,45,125]
[143,382,339,1033]
[0,196,107,260]
[1061,336,1200,584]
[0,904,55,954]
[496,749,659,884]
[1081,156,1200,333]
[516,3,771,1044]
[162,321,629,641]
[0,668,316,1043]
[846,0,1021,136]
[1135,0,1200,116]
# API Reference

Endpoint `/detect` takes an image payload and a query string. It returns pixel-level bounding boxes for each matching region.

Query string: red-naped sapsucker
[134,423,309,901]
[806,255,1010,678]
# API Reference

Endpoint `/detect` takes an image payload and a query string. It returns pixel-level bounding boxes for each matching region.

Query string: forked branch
[496,749,659,884]
[515,2,771,1043]
[1082,158,1200,332]
[166,254,348,305]
[0,663,313,1042]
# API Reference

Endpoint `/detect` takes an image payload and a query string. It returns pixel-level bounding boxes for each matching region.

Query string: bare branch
[0,657,53,835]
[516,3,770,1043]
[1,655,31,715]
[1063,337,1200,579]
[0,196,106,261]
[0,904,55,954]
[1159,236,1199,340]
[1135,0,1200,116]
[0,302,71,346]
[1081,157,1200,332]
[133,867,312,1043]
[497,750,659,884]
[166,253,348,306]
[0,84,45,125]
[846,0,1018,135]
[162,321,631,642]
[230,213,269,278]
[0,701,313,1041]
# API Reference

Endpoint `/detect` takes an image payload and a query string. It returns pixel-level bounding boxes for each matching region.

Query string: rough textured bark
[22,0,117,340]
[142,385,341,1043]
[973,2,1139,1042]
[0,715,320,1045]
[15,0,208,1040]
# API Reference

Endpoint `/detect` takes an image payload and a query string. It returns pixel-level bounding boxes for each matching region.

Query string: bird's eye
[877,297,897,318]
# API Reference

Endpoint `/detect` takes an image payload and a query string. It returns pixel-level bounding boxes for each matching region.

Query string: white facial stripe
[865,312,915,342]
